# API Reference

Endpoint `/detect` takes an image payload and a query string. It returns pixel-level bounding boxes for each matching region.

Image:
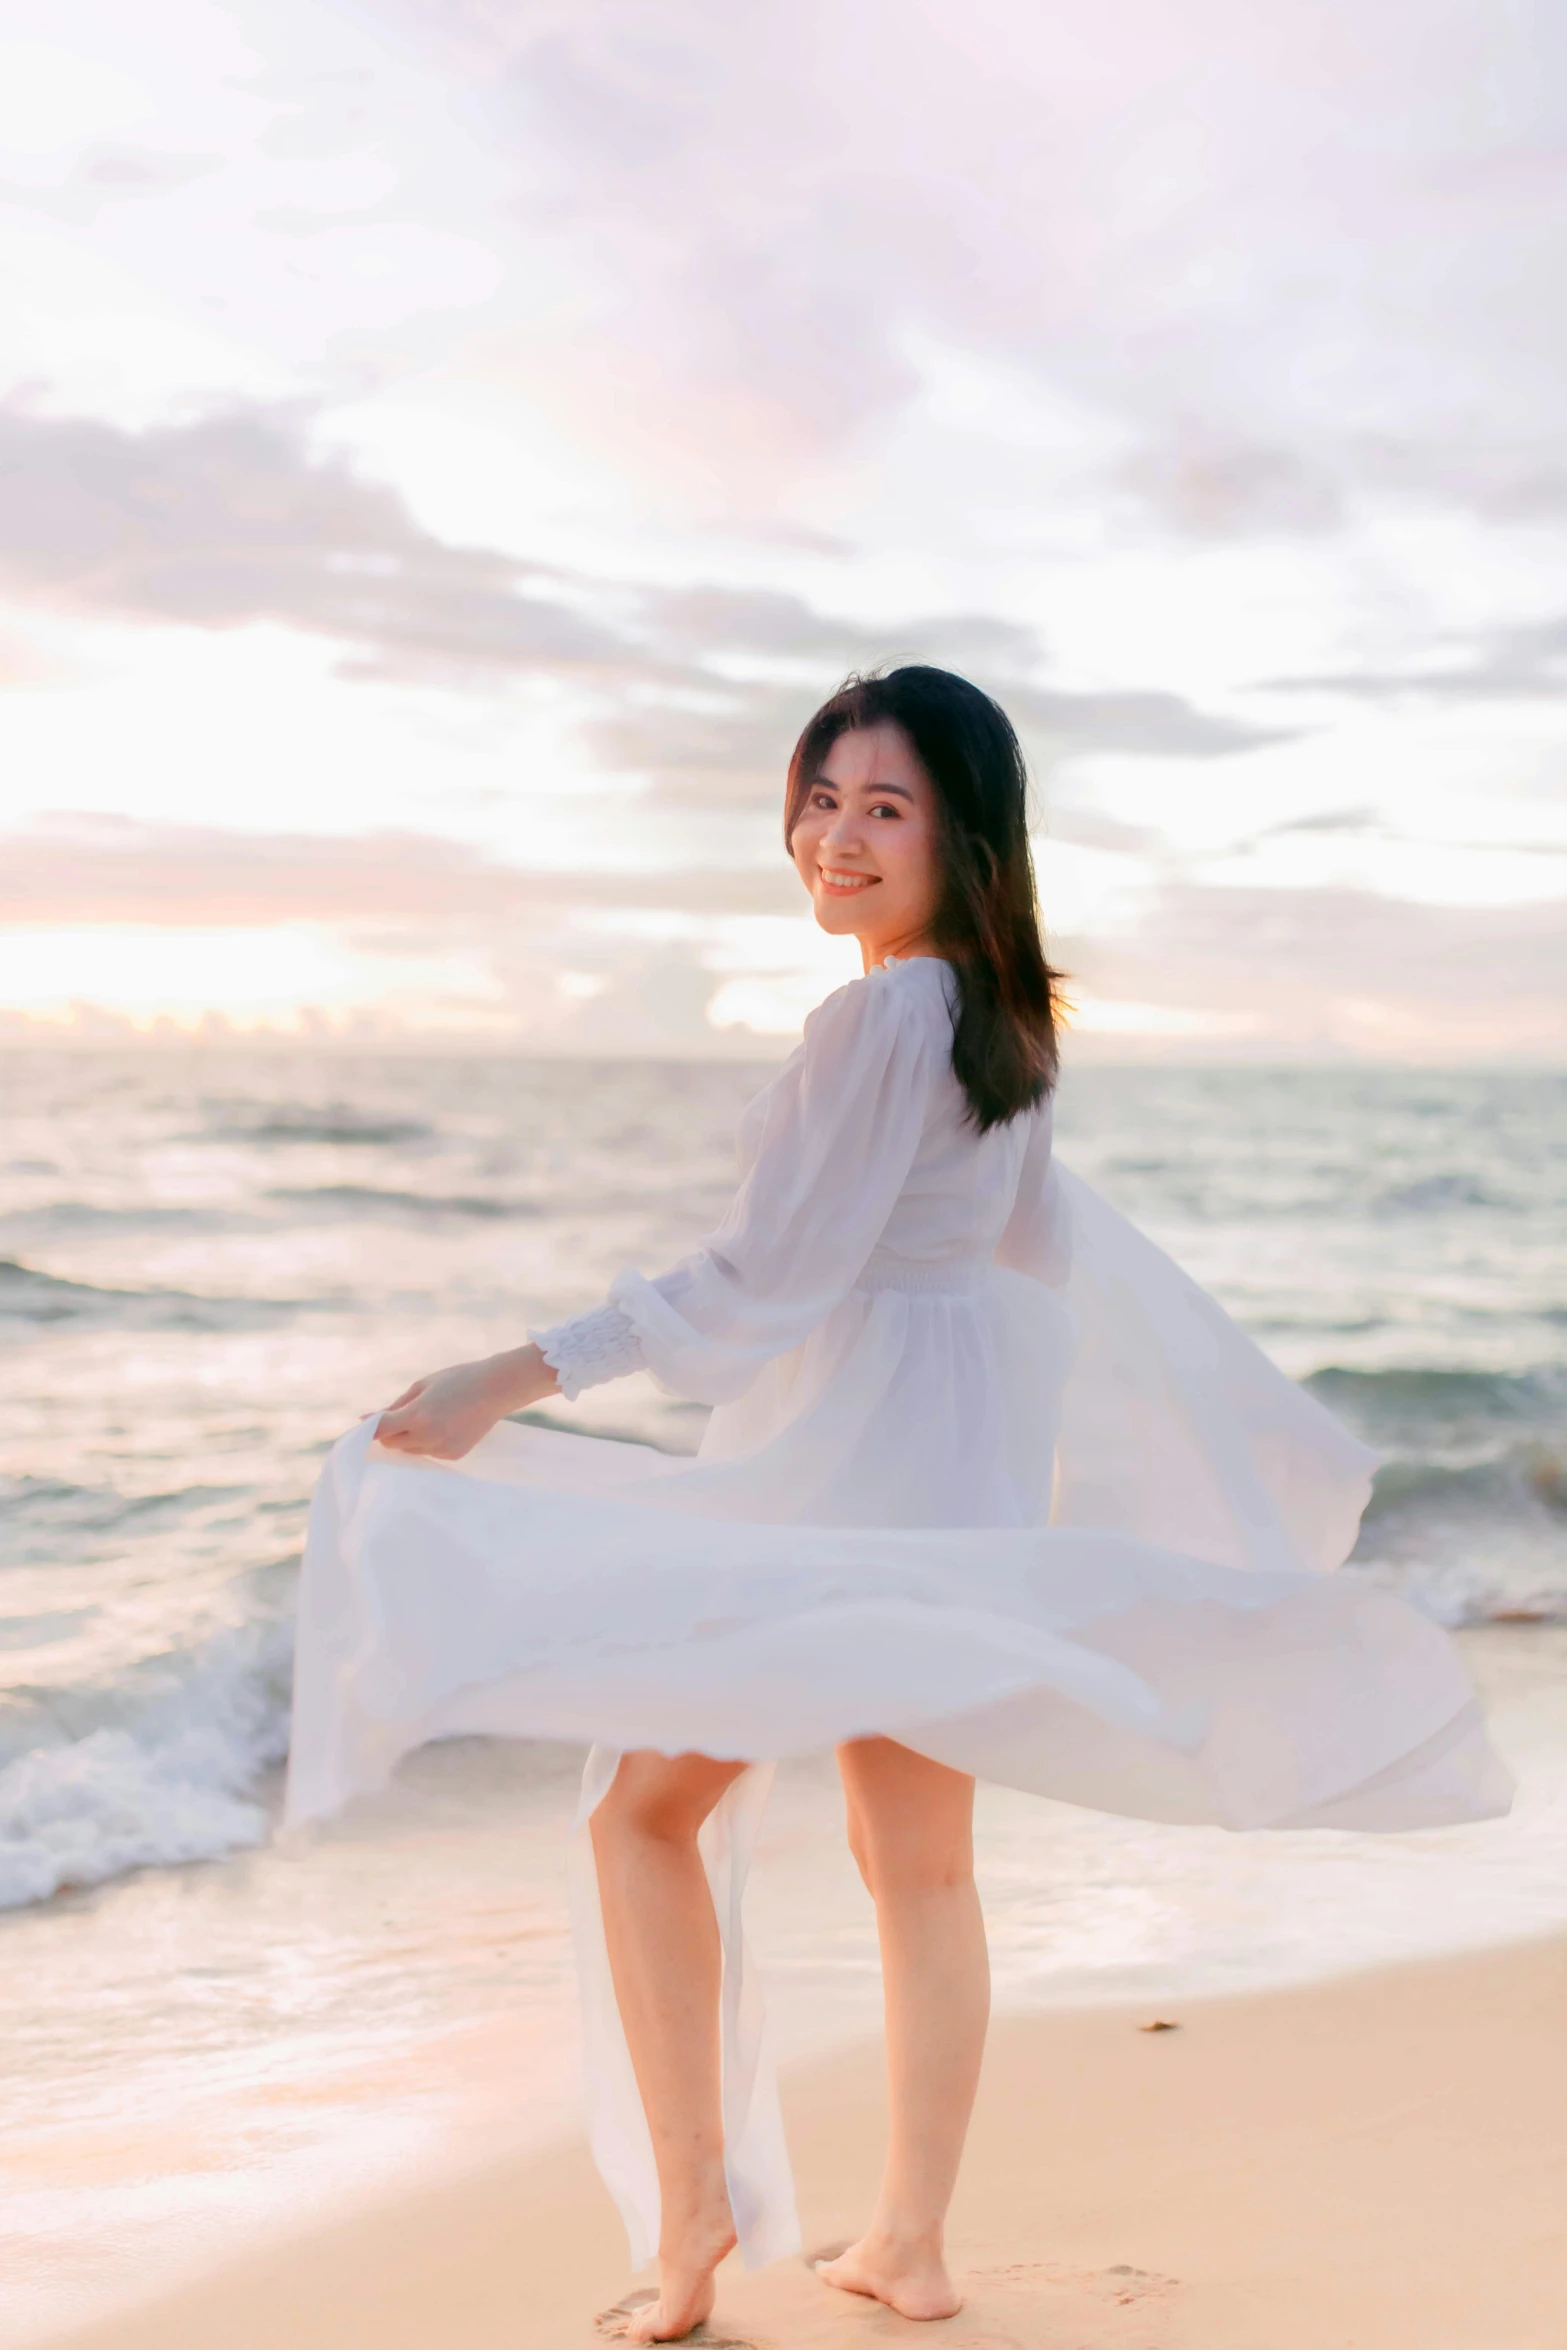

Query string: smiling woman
[786,669,1062,1131]
[291,661,1510,2345]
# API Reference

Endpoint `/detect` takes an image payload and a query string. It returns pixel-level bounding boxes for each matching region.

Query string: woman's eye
[870,802,901,819]
[811,791,837,810]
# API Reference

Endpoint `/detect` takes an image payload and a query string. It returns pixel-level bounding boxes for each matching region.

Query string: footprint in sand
[1102,2262,1179,2305]
[593,2286,757,2346]
[960,2255,1182,2339]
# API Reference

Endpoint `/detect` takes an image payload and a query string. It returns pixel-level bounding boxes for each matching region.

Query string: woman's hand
[373,1344,558,1460]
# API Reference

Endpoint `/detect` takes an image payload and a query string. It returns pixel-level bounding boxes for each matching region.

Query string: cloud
[10,809,1559,1059]
[1262,808,1377,837]
[580,671,1284,809]
[0,810,819,1054]
[1113,429,1567,544]
[0,399,631,677]
[1116,435,1347,540]
[3,1,1562,1063]
[1271,618,1567,705]
[1,142,219,225]
[581,688,819,807]
[1004,683,1286,761]
[430,0,1567,538]
[0,397,1278,788]
[0,811,802,927]
[1040,808,1163,855]
[639,587,1044,674]
[1060,878,1567,1056]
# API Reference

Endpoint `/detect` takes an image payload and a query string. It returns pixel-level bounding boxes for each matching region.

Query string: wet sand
[42,1931,1567,2350]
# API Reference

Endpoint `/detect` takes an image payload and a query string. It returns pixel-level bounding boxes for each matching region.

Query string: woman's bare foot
[611,2203,737,2342]
[815,2229,962,2321]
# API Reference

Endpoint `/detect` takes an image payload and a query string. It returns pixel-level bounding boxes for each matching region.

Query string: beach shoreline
[6,1624,1567,2347]
[34,1929,1567,2350]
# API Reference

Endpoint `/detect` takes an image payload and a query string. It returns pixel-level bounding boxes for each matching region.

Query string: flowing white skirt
[285,1167,1511,2269]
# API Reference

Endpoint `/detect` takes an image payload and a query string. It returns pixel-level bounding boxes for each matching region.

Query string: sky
[1,0,1564,1058]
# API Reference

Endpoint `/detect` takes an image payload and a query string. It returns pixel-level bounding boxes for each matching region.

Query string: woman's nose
[821,808,864,854]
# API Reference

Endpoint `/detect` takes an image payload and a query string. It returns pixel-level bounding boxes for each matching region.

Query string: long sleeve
[532,964,942,1406]
[994,1098,1070,1286]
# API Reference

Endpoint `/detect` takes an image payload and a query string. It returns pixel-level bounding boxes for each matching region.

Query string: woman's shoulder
[805,955,954,1043]
[878,952,955,998]
[787,959,952,1101]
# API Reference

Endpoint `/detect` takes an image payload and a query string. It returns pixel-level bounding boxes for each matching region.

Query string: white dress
[285,955,1511,2270]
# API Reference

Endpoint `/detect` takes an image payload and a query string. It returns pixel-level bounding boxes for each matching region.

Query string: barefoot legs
[591,1750,747,2343]
[816,1737,989,2321]
[591,1739,986,2334]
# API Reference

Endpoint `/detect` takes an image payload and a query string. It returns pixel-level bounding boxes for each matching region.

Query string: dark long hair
[785,666,1062,1131]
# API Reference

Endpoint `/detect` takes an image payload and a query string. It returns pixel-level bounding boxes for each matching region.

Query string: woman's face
[789,721,942,967]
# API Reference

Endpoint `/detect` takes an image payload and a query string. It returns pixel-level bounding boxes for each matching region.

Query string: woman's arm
[538,964,940,1407]
[549,963,939,1400]
[373,964,941,1455]
[374,1341,557,1459]
[582,968,938,1404]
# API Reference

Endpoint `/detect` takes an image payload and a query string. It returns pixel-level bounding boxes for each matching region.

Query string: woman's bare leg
[816,1737,988,2321]
[590,1749,747,2344]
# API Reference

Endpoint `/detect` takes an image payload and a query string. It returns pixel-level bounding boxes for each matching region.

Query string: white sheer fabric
[285,955,1512,2273]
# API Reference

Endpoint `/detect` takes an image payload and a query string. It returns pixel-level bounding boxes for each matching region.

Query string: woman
[287,667,1509,2344]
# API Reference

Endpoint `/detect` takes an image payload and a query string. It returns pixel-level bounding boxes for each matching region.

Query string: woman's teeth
[821,869,875,891]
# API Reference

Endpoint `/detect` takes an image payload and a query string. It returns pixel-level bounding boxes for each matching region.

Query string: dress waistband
[856,1253,991,1296]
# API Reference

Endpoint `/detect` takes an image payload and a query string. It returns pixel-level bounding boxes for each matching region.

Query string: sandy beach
[41,1929,1565,2350]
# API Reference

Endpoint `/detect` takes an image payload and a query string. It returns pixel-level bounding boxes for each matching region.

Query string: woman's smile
[788,719,941,966]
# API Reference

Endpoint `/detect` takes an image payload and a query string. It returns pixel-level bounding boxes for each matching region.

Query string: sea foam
[0,1617,293,1909]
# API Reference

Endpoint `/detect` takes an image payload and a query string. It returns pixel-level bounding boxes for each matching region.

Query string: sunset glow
[1,1,1563,1058]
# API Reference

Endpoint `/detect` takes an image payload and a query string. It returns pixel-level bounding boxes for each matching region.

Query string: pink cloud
[0,812,801,928]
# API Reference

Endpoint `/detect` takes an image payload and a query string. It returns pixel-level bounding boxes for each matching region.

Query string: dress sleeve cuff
[529,1303,647,1400]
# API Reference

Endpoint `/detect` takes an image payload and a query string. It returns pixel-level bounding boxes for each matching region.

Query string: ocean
[4,1051,1564,1912]
[2,1049,1565,2338]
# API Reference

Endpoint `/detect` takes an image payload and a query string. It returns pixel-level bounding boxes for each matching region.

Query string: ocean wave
[0,1474,254,1562]
[1350,1437,1567,1627]
[1353,1554,1567,1630]
[1372,1174,1518,1216]
[0,1612,295,1909]
[0,1257,311,1331]
[1323,1364,1567,1622]
[1307,1363,1567,1439]
[265,1184,537,1222]
[211,1109,434,1147]
[1361,1446,1567,1528]
[0,1203,247,1239]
